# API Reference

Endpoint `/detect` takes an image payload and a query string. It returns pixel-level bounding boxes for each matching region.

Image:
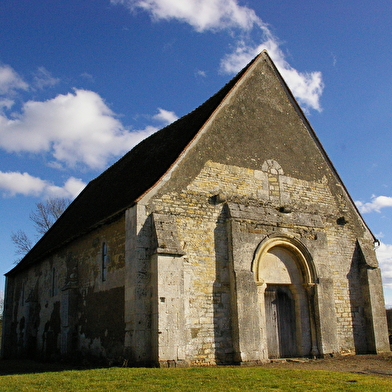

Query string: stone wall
[145,158,388,364]
[3,51,389,365]
[3,216,126,362]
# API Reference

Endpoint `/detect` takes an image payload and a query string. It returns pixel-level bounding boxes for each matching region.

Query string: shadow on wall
[386,308,392,342]
[213,206,236,365]
[347,242,376,354]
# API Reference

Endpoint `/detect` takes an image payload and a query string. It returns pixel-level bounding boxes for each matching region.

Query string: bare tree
[11,230,33,256]
[11,198,71,261]
[30,198,71,235]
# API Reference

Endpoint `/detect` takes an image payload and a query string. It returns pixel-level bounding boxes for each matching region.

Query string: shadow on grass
[0,359,92,376]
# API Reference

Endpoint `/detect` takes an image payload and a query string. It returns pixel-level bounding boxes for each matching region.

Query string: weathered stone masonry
[3,217,126,361]
[3,51,389,365]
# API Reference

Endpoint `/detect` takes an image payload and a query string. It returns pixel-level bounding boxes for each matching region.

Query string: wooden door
[265,285,297,358]
[265,288,279,358]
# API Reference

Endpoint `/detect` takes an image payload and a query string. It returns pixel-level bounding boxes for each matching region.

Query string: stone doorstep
[269,358,310,363]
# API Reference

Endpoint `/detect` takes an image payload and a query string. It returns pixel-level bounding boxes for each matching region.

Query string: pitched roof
[7,50,375,276]
[7,53,259,275]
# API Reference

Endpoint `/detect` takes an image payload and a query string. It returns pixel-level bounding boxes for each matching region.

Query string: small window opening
[52,267,57,296]
[21,281,25,305]
[102,242,108,282]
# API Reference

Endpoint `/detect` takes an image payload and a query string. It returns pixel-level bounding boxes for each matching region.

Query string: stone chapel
[2,51,390,366]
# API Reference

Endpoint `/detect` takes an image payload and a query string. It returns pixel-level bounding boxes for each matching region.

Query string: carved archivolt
[253,235,317,285]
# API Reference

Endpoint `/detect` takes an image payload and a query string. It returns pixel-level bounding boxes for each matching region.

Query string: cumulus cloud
[112,0,324,112]
[355,195,392,214]
[376,242,392,290]
[0,64,28,95]
[0,98,14,111]
[0,64,58,94]
[0,89,171,170]
[153,107,178,124]
[111,0,261,32]
[0,171,86,199]
[220,38,324,111]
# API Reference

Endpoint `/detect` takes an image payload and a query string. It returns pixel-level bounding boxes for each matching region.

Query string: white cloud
[195,69,207,78]
[0,89,171,170]
[111,0,261,32]
[33,67,60,90]
[113,0,324,112]
[153,107,178,124]
[81,72,95,82]
[376,242,392,290]
[0,98,14,110]
[220,39,324,112]
[0,171,86,199]
[44,177,87,199]
[0,64,28,95]
[355,195,392,214]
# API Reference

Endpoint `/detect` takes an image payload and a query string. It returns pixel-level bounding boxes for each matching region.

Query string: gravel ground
[261,353,392,377]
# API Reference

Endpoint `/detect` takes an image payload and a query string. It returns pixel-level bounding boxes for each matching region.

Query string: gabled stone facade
[2,51,390,366]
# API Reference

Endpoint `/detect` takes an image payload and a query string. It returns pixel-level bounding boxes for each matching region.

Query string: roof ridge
[8,53,261,274]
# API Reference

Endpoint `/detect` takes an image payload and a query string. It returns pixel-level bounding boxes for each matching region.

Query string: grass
[0,361,391,392]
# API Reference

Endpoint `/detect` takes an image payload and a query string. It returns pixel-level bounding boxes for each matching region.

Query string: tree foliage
[11,198,71,261]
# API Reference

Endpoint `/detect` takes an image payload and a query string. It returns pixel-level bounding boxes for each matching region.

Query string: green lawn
[0,361,390,392]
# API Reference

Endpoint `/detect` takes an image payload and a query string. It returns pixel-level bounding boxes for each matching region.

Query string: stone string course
[147,160,370,364]
[5,159,386,364]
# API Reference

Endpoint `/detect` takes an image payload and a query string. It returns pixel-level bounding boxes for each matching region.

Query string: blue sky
[1,0,392,306]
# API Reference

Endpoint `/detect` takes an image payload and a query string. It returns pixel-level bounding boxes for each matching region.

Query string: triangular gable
[139,51,375,245]
[7,51,375,275]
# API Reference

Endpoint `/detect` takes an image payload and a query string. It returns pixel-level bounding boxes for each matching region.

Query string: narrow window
[21,281,25,305]
[52,267,57,296]
[102,242,108,282]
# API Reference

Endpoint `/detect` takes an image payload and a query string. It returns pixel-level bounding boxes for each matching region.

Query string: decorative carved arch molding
[253,235,319,358]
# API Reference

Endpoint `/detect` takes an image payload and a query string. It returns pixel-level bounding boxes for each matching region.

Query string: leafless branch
[11,198,71,261]
[11,230,33,256]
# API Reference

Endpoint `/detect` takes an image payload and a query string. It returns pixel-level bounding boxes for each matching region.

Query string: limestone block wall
[148,190,232,365]
[146,159,385,364]
[3,216,126,361]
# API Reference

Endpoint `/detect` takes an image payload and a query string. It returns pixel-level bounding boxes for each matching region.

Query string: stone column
[356,240,390,353]
[151,254,186,367]
[150,213,187,367]
[314,277,339,355]
[364,268,390,353]
[304,283,320,358]
[256,282,269,359]
[228,219,264,364]
[124,204,152,365]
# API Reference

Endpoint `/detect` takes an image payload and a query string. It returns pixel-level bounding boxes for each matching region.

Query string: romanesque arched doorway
[254,237,318,359]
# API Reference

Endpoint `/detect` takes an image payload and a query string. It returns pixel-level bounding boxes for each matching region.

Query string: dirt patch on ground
[0,354,391,377]
[261,353,392,377]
